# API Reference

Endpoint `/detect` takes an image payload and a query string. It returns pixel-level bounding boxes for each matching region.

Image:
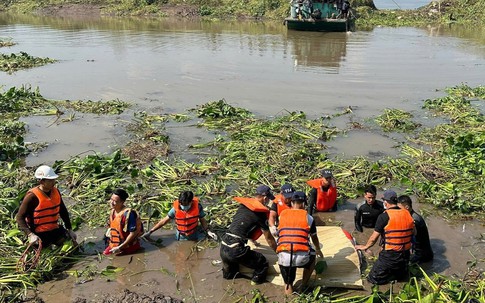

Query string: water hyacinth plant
[0,51,57,73]
[0,85,484,301]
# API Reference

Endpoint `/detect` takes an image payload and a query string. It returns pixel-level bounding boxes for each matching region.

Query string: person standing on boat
[341,0,350,18]
[397,195,434,264]
[355,190,415,285]
[277,191,323,295]
[354,185,384,233]
[104,188,143,255]
[141,190,217,241]
[306,169,338,215]
[16,165,77,248]
[220,185,277,285]
[268,184,295,237]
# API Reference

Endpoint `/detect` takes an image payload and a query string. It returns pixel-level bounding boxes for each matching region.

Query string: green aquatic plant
[192,98,253,129]
[0,120,27,161]
[0,86,49,116]
[0,51,56,73]
[374,108,420,132]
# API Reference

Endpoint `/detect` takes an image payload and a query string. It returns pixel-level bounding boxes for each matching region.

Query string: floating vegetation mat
[0,51,57,73]
[0,85,484,301]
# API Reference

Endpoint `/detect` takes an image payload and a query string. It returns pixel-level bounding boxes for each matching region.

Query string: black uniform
[354,200,384,232]
[220,204,270,284]
[410,210,434,263]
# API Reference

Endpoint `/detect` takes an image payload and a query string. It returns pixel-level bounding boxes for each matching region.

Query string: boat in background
[284,0,355,32]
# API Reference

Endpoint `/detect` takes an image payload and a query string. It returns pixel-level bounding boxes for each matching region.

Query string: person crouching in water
[306,169,338,214]
[16,165,77,248]
[104,188,143,255]
[142,191,217,241]
[277,191,323,295]
[220,185,277,285]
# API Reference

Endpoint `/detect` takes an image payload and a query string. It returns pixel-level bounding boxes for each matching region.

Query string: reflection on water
[285,30,348,73]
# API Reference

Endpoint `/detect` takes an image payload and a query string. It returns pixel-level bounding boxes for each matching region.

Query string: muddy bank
[71,289,182,303]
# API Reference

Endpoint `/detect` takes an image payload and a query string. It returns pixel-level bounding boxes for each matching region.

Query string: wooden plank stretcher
[241,226,364,289]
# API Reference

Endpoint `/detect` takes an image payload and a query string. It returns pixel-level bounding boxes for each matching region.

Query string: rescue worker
[277,191,323,295]
[268,183,295,237]
[397,195,434,264]
[142,191,217,241]
[354,185,384,232]
[220,185,277,285]
[306,169,338,215]
[355,190,415,284]
[16,165,77,248]
[103,188,143,255]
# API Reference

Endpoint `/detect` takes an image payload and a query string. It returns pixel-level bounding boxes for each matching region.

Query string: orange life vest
[174,197,200,237]
[276,209,311,253]
[383,208,414,251]
[307,178,337,212]
[109,208,142,249]
[29,187,61,233]
[274,194,291,216]
[233,197,269,240]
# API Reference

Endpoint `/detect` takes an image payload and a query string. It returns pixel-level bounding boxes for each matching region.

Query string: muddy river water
[1,12,484,302]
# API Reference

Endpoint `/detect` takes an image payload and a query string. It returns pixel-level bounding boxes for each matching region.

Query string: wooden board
[241,226,364,289]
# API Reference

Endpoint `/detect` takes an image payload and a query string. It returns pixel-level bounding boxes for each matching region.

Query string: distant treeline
[0,0,484,25]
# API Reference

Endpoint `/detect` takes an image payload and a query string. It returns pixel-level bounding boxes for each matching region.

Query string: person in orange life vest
[268,184,295,237]
[220,185,277,285]
[354,185,384,232]
[103,188,143,256]
[355,190,415,285]
[142,191,217,241]
[16,165,77,247]
[397,195,434,264]
[277,191,323,295]
[306,169,338,215]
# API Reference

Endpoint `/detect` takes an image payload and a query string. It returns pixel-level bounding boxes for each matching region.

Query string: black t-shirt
[228,204,269,239]
[374,207,394,234]
[355,200,384,232]
[411,211,433,257]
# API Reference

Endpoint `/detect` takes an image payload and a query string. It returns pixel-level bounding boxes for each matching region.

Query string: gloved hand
[269,226,278,237]
[141,231,152,240]
[207,230,218,241]
[67,229,77,241]
[28,233,40,244]
[110,246,121,254]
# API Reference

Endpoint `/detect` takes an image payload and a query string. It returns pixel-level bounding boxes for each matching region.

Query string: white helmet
[34,165,59,179]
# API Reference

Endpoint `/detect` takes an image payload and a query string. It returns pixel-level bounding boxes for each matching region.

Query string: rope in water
[17,239,43,272]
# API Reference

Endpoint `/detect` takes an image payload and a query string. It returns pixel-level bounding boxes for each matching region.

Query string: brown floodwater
[1,12,485,302]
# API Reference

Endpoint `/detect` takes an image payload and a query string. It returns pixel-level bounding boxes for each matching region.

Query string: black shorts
[38,227,68,247]
[279,254,316,285]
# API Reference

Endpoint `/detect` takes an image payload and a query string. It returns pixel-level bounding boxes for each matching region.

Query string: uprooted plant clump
[1,84,484,302]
